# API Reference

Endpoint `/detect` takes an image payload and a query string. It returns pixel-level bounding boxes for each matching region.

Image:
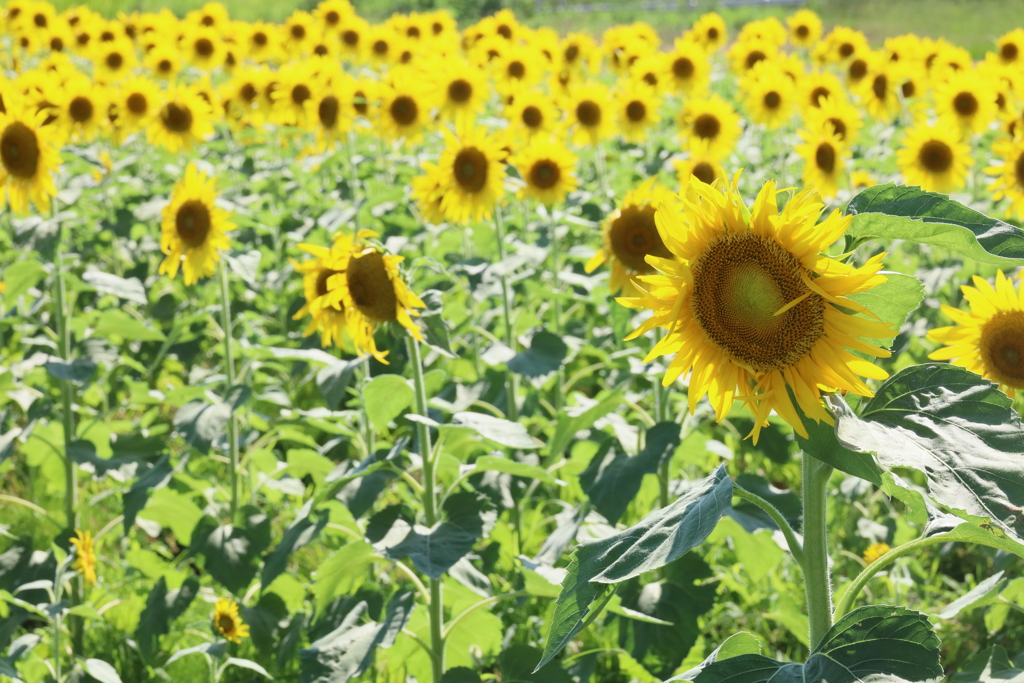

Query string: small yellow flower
[213,599,249,644]
[863,542,891,564]
[70,529,97,587]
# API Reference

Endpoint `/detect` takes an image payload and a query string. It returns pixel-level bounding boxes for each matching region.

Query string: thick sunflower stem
[406,336,444,683]
[493,207,519,422]
[218,261,241,522]
[548,214,565,412]
[803,453,834,650]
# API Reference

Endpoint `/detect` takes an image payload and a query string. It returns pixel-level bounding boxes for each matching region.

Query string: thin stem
[733,486,806,568]
[406,336,443,683]
[493,206,519,422]
[548,213,565,412]
[653,327,670,507]
[802,454,834,650]
[218,261,240,521]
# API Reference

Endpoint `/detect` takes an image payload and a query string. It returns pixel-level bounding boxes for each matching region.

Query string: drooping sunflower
[664,38,710,95]
[0,98,59,215]
[677,94,742,162]
[674,152,726,188]
[795,126,847,199]
[934,69,999,135]
[292,232,361,347]
[437,124,507,224]
[787,9,822,49]
[158,164,235,286]
[213,599,249,644]
[802,94,863,145]
[615,80,661,143]
[117,76,161,131]
[896,119,973,193]
[586,178,675,296]
[690,12,727,52]
[987,136,1024,219]
[511,138,578,206]
[566,82,614,147]
[505,90,558,142]
[148,86,214,154]
[620,177,893,443]
[742,63,795,129]
[426,56,489,125]
[411,161,448,225]
[70,529,97,587]
[55,75,108,143]
[376,74,428,144]
[929,270,1024,397]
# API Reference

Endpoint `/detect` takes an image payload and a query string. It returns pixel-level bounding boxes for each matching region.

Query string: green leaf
[173,400,231,455]
[499,644,573,683]
[508,331,568,378]
[536,465,733,671]
[165,642,226,666]
[261,513,328,589]
[82,271,147,305]
[123,455,175,534]
[693,605,942,682]
[364,374,414,430]
[548,391,623,457]
[845,272,924,350]
[83,658,122,683]
[3,261,45,301]
[44,358,97,384]
[317,358,366,411]
[452,412,541,449]
[417,290,456,359]
[136,487,203,545]
[671,632,763,681]
[134,576,200,662]
[189,515,267,595]
[845,183,1024,267]
[952,645,1024,682]
[794,399,883,485]
[935,570,1006,620]
[223,658,272,679]
[879,473,928,525]
[470,455,561,485]
[93,310,165,342]
[831,364,1024,548]
[312,542,379,616]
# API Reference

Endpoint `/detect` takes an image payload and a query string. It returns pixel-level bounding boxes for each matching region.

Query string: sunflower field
[3,0,1024,681]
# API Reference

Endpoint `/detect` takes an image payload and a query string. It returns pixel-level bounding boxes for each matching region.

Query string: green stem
[548,214,565,412]
[803,454,834,650]
[653,327,670,507]
[493,207,519,422]
[407,336,443,683]
[218,261,240,521]
[733,486,806,568]
[361,363,374,457]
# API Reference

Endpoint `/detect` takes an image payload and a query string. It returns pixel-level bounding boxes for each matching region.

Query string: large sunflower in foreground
[620,177,894,443]
[928,270,1024,397]
[511,138,578,206]
[0,98,60,214]
[158,164,235,286]
[586,178,675,296]
[437,125,506,224]
[213,599,249,644]
[987,136,1024,219]
[896,119,973,193]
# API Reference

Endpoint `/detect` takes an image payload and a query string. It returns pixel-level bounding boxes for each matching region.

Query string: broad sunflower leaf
[845,183,1024,267]
[172,400,231,454]
[508,331,568,378]
[452,411,541,449]
[794,400,883,485]
[499,644,573,683]
[364,374,414,430]
[691,605,941,683]
[669,631,763,681]
[952,645,1024,682]
[189,514,268,595]
[82,658,122,683]
[93,309,166,342]
[317,357,367,410]
[548,391,623,457]
[830,363,1024,549]
[536,465,732,671]
[81,271,147,305]
[44,358,97,384]
[261,512,328,589]
[935,570,1007,620]
[845,272,925,350]
[469,455,561,485]
[135,576,200,662]
[2,261,45,301]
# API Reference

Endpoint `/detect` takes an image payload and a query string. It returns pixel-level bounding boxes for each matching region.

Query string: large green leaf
[845,272,924,350]
[692,606,942,682]
[508,331,568,379]
[364,374,414,430]
[536,465,732,671]
[952,645,1024,682]
[795,400,883,485]
[135,576,200,662]
[261,512,328,589]
[189,512,270,595]
[548,391,623,457]
[831,364,1024,548]
[845,184,1024,267]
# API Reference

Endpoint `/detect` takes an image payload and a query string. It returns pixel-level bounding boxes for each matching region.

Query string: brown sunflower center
[254,31,268,46]
[643,71,658,86]
[497,24,512,39]
[565,44,579,62]
[161,102,193,133]
[106,51,124,70]
[692,232,825,372]
[507,60,525,79]
[319,95,339,128]
[902,80,916,98]
[354,90,368,115]
[291,83,311,106]
[240,83,258,102]
[809,86,830,107]
[432,21,443,35]
[201,15,214,26]
[175,200,211,248]
[763,91,781,110]
[314,43,328,56]
[50,36,64,51]
[124,92,146,114]
[195,38,214,57]
[343,30,359,46]
[0,122,40,179]
[849,58,867,80]
[33,12,46,27]
[609,205,670,273]
[530,159,560,189]
[707,26,719,40]
[576,100,601,127]
[522,105,542,128]
[69,96,93,123]
[448,79,472,103]
[1015,152,1024,188]
[839,42,855,58]
[693,113,720,140]
[1002,42,1019,61]
[390,95,417,126]
[347,251,397,322]
[692,162,716,185]
[217,613,235,634]
[953,91,978,116]
[315,267,342,297]
[827,117,847,140]
[673,56,694,78]
[291,24,306,40]
[325,10,340,25]
[871,74,887,100]
[918,139,952,173]
[454,147,488,193]
[796,24,809,38]
[158,59,172,73]
[981,310,1024,387]
[625,100,646,122]
[373,39,388,55]
[815,142,835,173]
[407,26,420,38]
[745,50,766,69]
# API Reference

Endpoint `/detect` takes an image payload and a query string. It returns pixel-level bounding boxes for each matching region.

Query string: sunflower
[376,74,428,144]
[186,2,228,30]
[559,32,596,73]
[796,126,847,199]
[801,71,845,111]
[511,138,578,206]
[272,61,319,128]
[316,0,352,35]
[282,10,315,56]
[929,270,1024,398]
[55,75,107,143]
[212,599,249,644]
[728,37,778,77]
[586,178,675,296]
[148,86,214,154]
[310,75,354,151]
[674,151,726,188]
[116,76,161,131]
[366,25,401,67]
[92,37,135,81]
[896,119,973,193]
[863,542,891,564]
[690,12,727,52]
[412,162,447,225]
[158,164,234,286]
[934,69,999,135]
[629,53,667,93]
[787,9,822,49]
[494,45,542,94]
[987,136,1024,219]
[843,54,871,90]
[437,124,506,224]
[620,177,893,443]
[742,63,795,129]
[996,29,1024,66]
[802,95,863,145]
[243,21,279,63]
[615,80,661,143]
[323,240,426,363]
[45,20,73,54]
[677,94,742,162]
[825,26,869,63]
[738,17,787,48]
[566,82,614,147]
[292,233,360,347]
[70,529,97,587]
[505,90,557,142]
[426,56,489,125]
[183,26,223,70]
[0,99,59,214]
[664,38,710,95]
[336,14,368,62]
[144,42,181,80]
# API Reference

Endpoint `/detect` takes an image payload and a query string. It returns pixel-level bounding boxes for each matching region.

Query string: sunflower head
[70,529,97,587]
[0,97,60,214]
[796,126,847,199]
[213,599,249,644]
[411,161,448,225]
[787,9,822,48]
[678,94,742,162]
[896,119,974,194]
[158,164,235,285]
[511,138,578,206]
[437,124,507,224]
[986,136,1024,219]
[567,82,614,147]
[147,85,214,154]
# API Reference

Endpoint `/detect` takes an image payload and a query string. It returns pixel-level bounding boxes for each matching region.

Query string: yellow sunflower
[856,56,903,123]
[282,10,315,56]
[800,71,845,112]
[148,86,214,153]
[117,76,161,132]
[244,21,281,63]
[493,45,543,95]
[310,75,354,152]
[558,32,596,74]
[825,26,869,63]
[91,37,135,81]
[863,542,891,564]
[929,270,1024,397]
[585,178,676,296]
[426,56,489,125]
[787,9,822,49]
[851,169,877,191]
[934,69,999,136]
[728,37,778,77]
[183,25,223,71]
[144,42,181,81]
[158,164,235,286]
[802,95,863,145]
[437,124,507,225]
[615,80,661,143]
[505,90,558,142]
[674,152,726,188]
[337,14,368,62]
[55,75,108,143]
[566,82,615,147]
[630,53,667,93]
[511,138,578,206]
[0,98,59,214]
[292,232,362,347]
[619,177,893,443]
[70,529,97,587]
[677,94,742,162]
[213,599,249,644]
[664,38,710,95]
[411,161,448,225]
[690,12,727,52]
[742,63,795,129]
[996,28,1024,66]
[795,126,847,199]
[987,136,1024,219]
[896,119,973,193]
[376,74,429,144]
[271,61,319,128]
